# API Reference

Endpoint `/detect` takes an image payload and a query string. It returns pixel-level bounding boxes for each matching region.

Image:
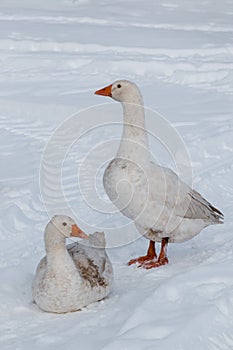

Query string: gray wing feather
[185,189,224,223]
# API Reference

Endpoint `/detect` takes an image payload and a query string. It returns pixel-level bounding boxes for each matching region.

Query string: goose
[32,215,113,313]
[95,80,224,269]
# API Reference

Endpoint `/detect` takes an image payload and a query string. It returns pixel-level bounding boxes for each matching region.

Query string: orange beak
[95,84,112,97]
[71,224,89,239]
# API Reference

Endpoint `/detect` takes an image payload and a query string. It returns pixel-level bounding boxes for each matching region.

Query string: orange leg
[140,237,169,269]
[128,240,157,266]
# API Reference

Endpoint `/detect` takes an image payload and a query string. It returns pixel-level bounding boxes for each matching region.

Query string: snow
[0,0,233,349]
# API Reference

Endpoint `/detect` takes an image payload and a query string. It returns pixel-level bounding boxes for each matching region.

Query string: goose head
[95,80,142,104]
[46,215,89,239]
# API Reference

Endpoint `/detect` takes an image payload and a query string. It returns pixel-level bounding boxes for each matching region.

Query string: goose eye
[117,84,121,88]
[62,222,67,226]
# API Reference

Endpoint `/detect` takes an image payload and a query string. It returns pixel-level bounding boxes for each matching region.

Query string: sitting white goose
[95,80,224,269]
[32,215,113,313]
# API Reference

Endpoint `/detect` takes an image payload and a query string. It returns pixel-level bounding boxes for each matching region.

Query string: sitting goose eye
[117,84,121,88]
[62,222,67,226]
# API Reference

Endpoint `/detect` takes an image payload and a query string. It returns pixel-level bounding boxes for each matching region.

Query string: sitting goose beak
[71,224,89,239]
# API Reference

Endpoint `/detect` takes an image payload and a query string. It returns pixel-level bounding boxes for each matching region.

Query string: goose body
[32,215,113,313]
[95,80,223,268]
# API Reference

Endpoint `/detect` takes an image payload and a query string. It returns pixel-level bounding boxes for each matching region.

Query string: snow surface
[0,0,233,349]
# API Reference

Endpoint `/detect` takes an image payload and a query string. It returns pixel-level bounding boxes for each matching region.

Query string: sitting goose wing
[184,189,224,223]
[67,232,112,288]
[68,243,108,288]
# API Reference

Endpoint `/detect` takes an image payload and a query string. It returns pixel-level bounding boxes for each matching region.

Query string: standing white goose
[32,215,113,313]
[95,80,223,269]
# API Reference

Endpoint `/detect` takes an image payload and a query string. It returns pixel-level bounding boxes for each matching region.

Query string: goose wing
[151,165,223,224]
[185,189,224,223]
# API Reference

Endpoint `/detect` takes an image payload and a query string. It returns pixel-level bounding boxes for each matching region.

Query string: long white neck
[116,98,149,163]
[44,224,76,272]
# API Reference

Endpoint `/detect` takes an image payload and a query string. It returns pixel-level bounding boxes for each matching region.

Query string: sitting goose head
[46,215,89,239]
